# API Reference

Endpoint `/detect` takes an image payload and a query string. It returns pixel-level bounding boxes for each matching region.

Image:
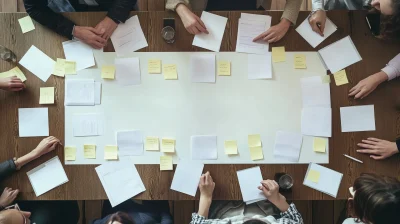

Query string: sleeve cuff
[280,203,297,217]
[281,15,296,26]
[166,1,189,11]
[8,159,16,171]
[191,213,206,222]
[382,65,398,81]
[396,138,400,152]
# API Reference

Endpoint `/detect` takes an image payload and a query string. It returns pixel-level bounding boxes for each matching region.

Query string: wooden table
[0,11,399,201]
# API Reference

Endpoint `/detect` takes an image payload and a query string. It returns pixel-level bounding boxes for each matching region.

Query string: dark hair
[377,0,400,39]
[243,220,267,224]
[106,212,135,224]
[349,173,400,224]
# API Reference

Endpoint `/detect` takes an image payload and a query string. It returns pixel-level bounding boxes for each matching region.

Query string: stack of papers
[62,40,95,71]
[237,166,266,204]
[191,135,218,160]
[236,13,271,55]
[192,11,228,52]
[190,54,216,83]
[27,156,68,196]
[96,159,146,207]
[247,53,272,79]
[19,45,55,82]
[115,57,141,85]
[117,130,144,156]
[296,17,337,48]
[72,113,104,136]
[65,79,101,106]
[340,105,376,132]
[171,160,204,196]
[303,163,343,198]
[273,131,303,162]
[18,108,49,137]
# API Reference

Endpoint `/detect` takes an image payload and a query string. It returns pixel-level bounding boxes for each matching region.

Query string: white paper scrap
[18,108,49,137]
[171,160,204,197]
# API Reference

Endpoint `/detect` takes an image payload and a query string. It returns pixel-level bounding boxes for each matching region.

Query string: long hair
[106,212,135,224]
[378,0,400,39]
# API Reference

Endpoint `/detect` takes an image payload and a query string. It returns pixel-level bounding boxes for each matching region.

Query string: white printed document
[171,160,204,197]
[296,17,337,48]
[62,40,95,71]
[340,105,375,132]
[236,13,271,55]
[117,130,144,156]
[192,12,228,52]
[65,79,95,106]
[19,45,55,82]
[72,113,104,136]
[237,166,266,204]
[18,108,49,137]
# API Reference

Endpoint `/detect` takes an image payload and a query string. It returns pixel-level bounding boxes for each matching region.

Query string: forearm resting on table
[15,151,39,169]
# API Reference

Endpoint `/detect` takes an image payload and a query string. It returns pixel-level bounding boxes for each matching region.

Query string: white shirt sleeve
[312,0,324,10]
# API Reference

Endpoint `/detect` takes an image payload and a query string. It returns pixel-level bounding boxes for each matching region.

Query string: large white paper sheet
[192,12,227,52]
[115,57,141,86]
[19,45,55,82]
[237,166,266,203]
[190,54,216,83]
[301,107,332,137]
[65,79,95,106]
[303,163,343,198]
[62,40,95,71]
[73,113,104,136]
[301,76,331,108]
[27,156,68,196]
[170,160,204,196]
[236,13,271,55]
[95,82,101,105]
[191,135,218,160]
[18,108,49,137]
[296,17,337,48]
[117,130,144,156]
[340,105,375,132]
[273,131,303,162]
[248,53,272,79]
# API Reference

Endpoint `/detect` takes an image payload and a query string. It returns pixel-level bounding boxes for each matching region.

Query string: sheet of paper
[248,53,272,79]
[236,167,266,203]
[65,79,95,106]
[296,17,337,48]
[161,138,175,153]
[65,61,77,75]
[148,59,161,74]
[190,54,216,83]
[313,137,326,153]
[224,140,238,155]
[145,137,159,151]
[301,107,332,137]
[95,82,101,105]
[104,145,118,160]
[301,76,331,108]
[340,105,376,132]
[72,113,104,136]
[18,108,49,137]
[84,145,96,159]
[27,156,68,196]
[110,15,148,56]
[307,169,320,183]
[0,67,27,82]
[333,70,349,86]
[294,54,307,69]
[318,36,362,73]
[272,47,286,63]
[117,130,144,156]
[101,65,116,79]
[53,58,65,77]
[62,40,95,71]
[64,146,76,161]
[192,11,227,52]
[217,61,231,76]
[160,156,173,171]
[191,135,218,160]
[273,131,303,162]
[170,160,204,196]
[19,45,55,82]
[249,146,264,161]
[18,16,35,33]
[321,75,331,83]
[163,64,178,80]
[248,134,262,147]
[39,87,55,104]
[96,159,146,207]
[115,57,141,86]
[303,163,343,198]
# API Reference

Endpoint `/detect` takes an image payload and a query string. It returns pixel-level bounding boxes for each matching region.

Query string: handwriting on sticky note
[218,61,231,76]
[65,61,77,75]
[53,58,65,77]
[18,16,35,34]
[248,134,262,147]
[101,65,116,79]
[148,59,161,74]
[163,64,178,80]
[272,47,286,63]
[313,137,326,153]
[39,87,55,104]
[224,140,238,155]
[321,75,331,83]
[84,145,96,159]
[65,146,76,161]
[307,169,320,183]
[160,156,173,170]
[333,70,348,86]
[145,137,159,151]
[250,146,264,161]
[294,54,306,69]
[161,138,175,152]
[104,145,118,160]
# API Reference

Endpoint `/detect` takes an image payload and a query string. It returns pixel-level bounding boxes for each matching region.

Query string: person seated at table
[343,173,400,224]
[23,0,138,49]
[190,171,303,224]
[166,0,302,43]
[90,199,173,224]
[0,77,25,92]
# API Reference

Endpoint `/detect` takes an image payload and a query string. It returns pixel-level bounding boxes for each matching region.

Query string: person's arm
[160,211,173,224]
[0,160,17,181]
[281,0,303,26]
[190,171,215,224]
[382,53,400,81]
[107,0,137,24]
[165,0,190,11]
[278,203,304,223]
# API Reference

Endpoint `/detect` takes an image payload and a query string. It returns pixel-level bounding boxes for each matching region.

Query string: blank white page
[303,163,343,198]
[273,131,303,162]
[301,76,331,108]
[115,57,141,86]
[296,17,337,48]
[191,135,218,160]
[18,108,49,137]
[19,45,55,82]
[170,160,204,197]
[190,54,216,83]
[340,105,375,132]
[248,53,272,79]
[301,107,332,137]
[237,166,267,203]
[117,130,144,156]
[193,12,227,52]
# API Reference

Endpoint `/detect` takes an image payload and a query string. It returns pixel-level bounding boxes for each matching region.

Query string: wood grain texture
[0,0,17,12]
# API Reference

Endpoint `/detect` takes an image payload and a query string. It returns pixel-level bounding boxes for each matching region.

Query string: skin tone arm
[309,10,326,36]
[258,180,290,212]
[95,17,118,41]
[175,4,208,35]
[253,18,291,43]
[73,26,107,49]
[357,137,399,160]
[0,77,25,92]
[197,171,215,218]
[348,71,388,99]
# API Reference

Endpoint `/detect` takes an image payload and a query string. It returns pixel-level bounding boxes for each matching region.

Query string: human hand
[253,18,291,43]
[0,187,19,207]
[0,76,25,92]
[349,71,388,99]
[199,171,215,200]
[357,137,399,160]
[176,4,208,35]
[73,26,107,49]
[308,10,326,36]
[258,180,282,202]
[95,17,118,41]
[31,136,62,158]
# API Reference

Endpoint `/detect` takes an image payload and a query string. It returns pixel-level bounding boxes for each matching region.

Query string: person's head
[371,0,399,15]
[243,220,267,224]
[348,173,400,224]
[107,212,134,224]
[0,204,31,224]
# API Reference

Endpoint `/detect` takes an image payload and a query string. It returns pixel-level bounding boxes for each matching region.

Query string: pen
[343,154,363,164]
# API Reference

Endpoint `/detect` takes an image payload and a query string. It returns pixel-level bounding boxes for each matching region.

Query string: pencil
[343,154,363,164]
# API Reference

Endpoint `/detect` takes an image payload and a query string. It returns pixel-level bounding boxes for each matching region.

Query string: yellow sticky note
[104,145,118,160]
[248,134,262,147]
[160,156,173,171]
[101,65,116,79]
[224,140,238,155]
[333,70,349,86]
[84,145,96,159]
[294,54,307,69]
[148,59,162,74]
[145,137,159,151]
[64,146,76,161]
[65,61,77,75]
[39,87,55,104]
[161,138,175,152]
[18,16,35,34]
[8,67,27,82]
[218,61,231,76]
[307,169,321,183]
[249,146,264,161]
[53,58,65,77]
[321,75,331,83]
[313,137,326,153]
[163,64,178,80]
[272,47,286,63]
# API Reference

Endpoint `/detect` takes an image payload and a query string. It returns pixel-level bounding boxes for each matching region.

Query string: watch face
[162,26,175,41]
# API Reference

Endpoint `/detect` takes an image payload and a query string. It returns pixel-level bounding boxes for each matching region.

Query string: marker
[343,154,363,164]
